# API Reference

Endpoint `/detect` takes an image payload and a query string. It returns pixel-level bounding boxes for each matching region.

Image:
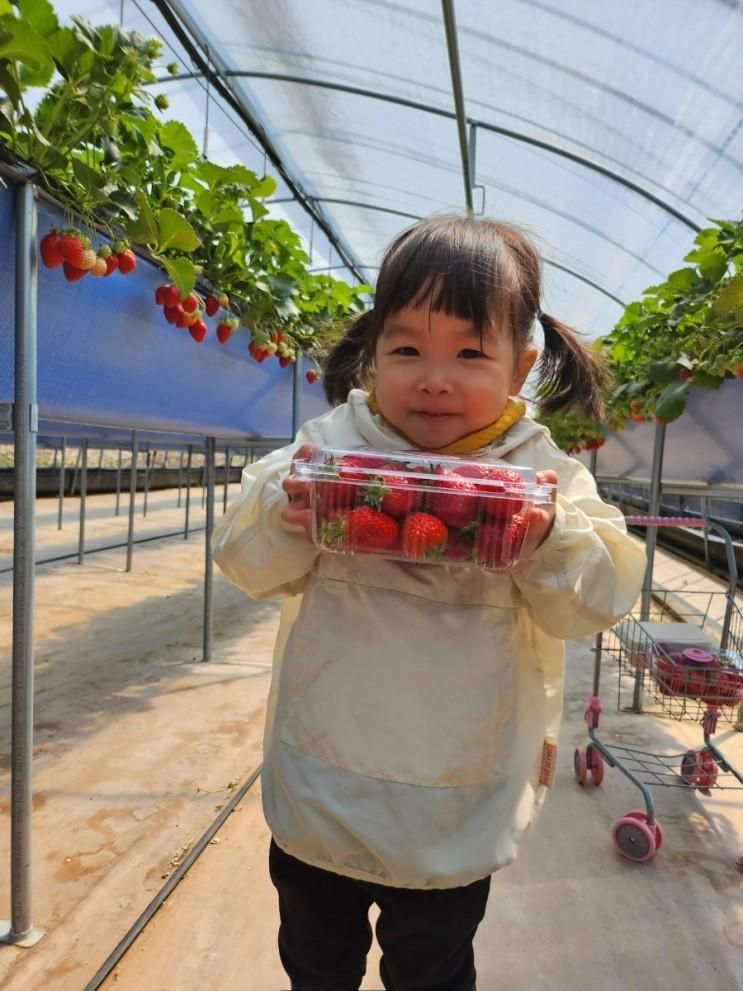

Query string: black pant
[269,839,491,991]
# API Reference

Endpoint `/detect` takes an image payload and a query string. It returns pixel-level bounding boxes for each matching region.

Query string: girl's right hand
[281,443,317,538]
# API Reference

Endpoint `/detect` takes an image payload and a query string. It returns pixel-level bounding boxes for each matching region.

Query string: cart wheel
[680,750,702,787]
[574,747,588,785]
[623,810,663,851]
[611,813,657,863]
[697,751,718,791]
[587,745,605,786]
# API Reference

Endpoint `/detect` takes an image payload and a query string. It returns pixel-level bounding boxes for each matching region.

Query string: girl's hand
[514,469,558,564]
[281,443,317,538]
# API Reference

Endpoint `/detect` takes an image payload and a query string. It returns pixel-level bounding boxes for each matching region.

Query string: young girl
[213,215,646,991]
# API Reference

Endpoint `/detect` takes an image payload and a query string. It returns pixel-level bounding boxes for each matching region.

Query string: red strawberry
[164,304,184,325]
[426,468,479,527]
[306,369,319,384]
[216,321,232,343]
[473,516,528,570]
[63,261,87,282]
[402,513,448,561]
[59,233,84,266]
[163,284,181,308]
[278,355,291,368]
[318,454,385,514]
[189,319,207,343]
[40,231,63,268]
[319,507,399,553]
[363,472,419,519]
[117,249,137,274]
[344,507,399,552]
[104,255,119,276]
[737,364,743,382]
[472,467,525,520]
[183,292,199,313]
[155,285,168,305]
[205,295,219,317]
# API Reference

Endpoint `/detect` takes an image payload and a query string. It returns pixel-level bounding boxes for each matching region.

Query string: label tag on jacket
[539,740,557,788]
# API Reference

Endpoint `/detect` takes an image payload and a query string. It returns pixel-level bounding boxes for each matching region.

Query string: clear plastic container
[291,446,555,571]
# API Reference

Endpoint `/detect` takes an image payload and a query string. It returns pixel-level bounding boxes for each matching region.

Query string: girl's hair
[323,214,609,418]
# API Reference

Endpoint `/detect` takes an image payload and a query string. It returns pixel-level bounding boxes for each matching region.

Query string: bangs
[373,214,521,331]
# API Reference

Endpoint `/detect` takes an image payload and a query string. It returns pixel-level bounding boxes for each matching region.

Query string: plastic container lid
[292,446,556,570]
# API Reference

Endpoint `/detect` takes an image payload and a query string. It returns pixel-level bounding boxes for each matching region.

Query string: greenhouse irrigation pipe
[82,763,262,991]
[0,180,44,949]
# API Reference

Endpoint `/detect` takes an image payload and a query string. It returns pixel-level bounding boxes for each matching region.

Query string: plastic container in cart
[291,447,555,570]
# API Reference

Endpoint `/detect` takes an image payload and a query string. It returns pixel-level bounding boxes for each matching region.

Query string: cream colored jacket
[213,390,645,889]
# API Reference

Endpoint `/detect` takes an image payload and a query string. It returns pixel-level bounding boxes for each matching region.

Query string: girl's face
[373,303,537,449]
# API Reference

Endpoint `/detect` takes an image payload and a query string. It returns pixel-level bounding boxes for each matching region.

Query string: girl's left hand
[514,469,558,564]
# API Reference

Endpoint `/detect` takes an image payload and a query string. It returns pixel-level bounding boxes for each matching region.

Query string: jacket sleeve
[211,421,323,600]
[511,443,646,640]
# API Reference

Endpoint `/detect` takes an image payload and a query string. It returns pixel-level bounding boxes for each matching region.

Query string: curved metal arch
[217,70,702,233]
[304,198,627,307]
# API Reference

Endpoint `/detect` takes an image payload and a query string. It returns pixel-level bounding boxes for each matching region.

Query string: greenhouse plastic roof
[54,0,743,340]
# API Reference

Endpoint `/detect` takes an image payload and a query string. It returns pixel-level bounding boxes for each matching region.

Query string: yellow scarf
[365,388,526,455]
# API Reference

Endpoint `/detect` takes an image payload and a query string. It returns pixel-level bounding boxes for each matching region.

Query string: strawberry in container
[291,447,555,571]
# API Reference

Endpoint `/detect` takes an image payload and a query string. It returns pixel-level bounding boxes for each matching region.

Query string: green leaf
[156,208,200,253]
[691,370,724,390]
[268,274,296,297]
[0,1,12,16]
[71,157,105,195]
[0,60,22,107]
[159,119,198,170]
[655,380,691,424]
[126,189,159,246]
[698,248,728,284]
[0,20,54,75]
[17,0,58,38]
[161,256,197,297]
[711,274,743,318]
[666,268,696,293]
[253,174,277,198]
[648,360,678,385]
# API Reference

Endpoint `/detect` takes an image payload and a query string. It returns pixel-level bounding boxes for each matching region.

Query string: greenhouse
[1,2,742,989]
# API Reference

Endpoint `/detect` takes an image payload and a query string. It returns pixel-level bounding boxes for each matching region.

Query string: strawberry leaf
[161,256,197,298]
[156,208,201,253]
[655,380,691,423]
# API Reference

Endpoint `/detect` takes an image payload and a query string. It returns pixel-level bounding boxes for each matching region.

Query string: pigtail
[322,311,376,406]
[536,312,610,419]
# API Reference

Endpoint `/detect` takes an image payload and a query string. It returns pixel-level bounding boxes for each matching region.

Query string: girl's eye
[393,346,419,356]
[459,348,486,359]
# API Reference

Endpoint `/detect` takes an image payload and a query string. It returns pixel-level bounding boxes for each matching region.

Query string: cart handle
[623,516,739,637]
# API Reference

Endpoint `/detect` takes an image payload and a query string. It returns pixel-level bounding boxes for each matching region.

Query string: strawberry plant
[0,1,368,359]
[538,217,743,447]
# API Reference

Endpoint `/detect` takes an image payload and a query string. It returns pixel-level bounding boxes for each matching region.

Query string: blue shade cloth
[9,189,296,441]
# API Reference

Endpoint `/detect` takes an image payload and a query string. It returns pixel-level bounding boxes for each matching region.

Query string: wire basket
[609,588,743,722]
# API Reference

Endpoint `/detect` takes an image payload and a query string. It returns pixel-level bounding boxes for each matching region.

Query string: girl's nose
[419,373,453,395]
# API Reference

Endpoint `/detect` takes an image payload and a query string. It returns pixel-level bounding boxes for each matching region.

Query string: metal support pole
[126,432,138,573]
[203,437,216,661]
[57,436,66,530]
[201,461,207,509]
[634,421,666,712]
[702,496,711,568]
[143,447,152,518]
[78,439,88,565]
[441,0,473,214]
[69,447,81,497]
[223,446,231,513]
[177,449,184,508]
[115,448,122,516]
[1,181,44,947]
[292,354,303,440]
[184,444,193,539]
